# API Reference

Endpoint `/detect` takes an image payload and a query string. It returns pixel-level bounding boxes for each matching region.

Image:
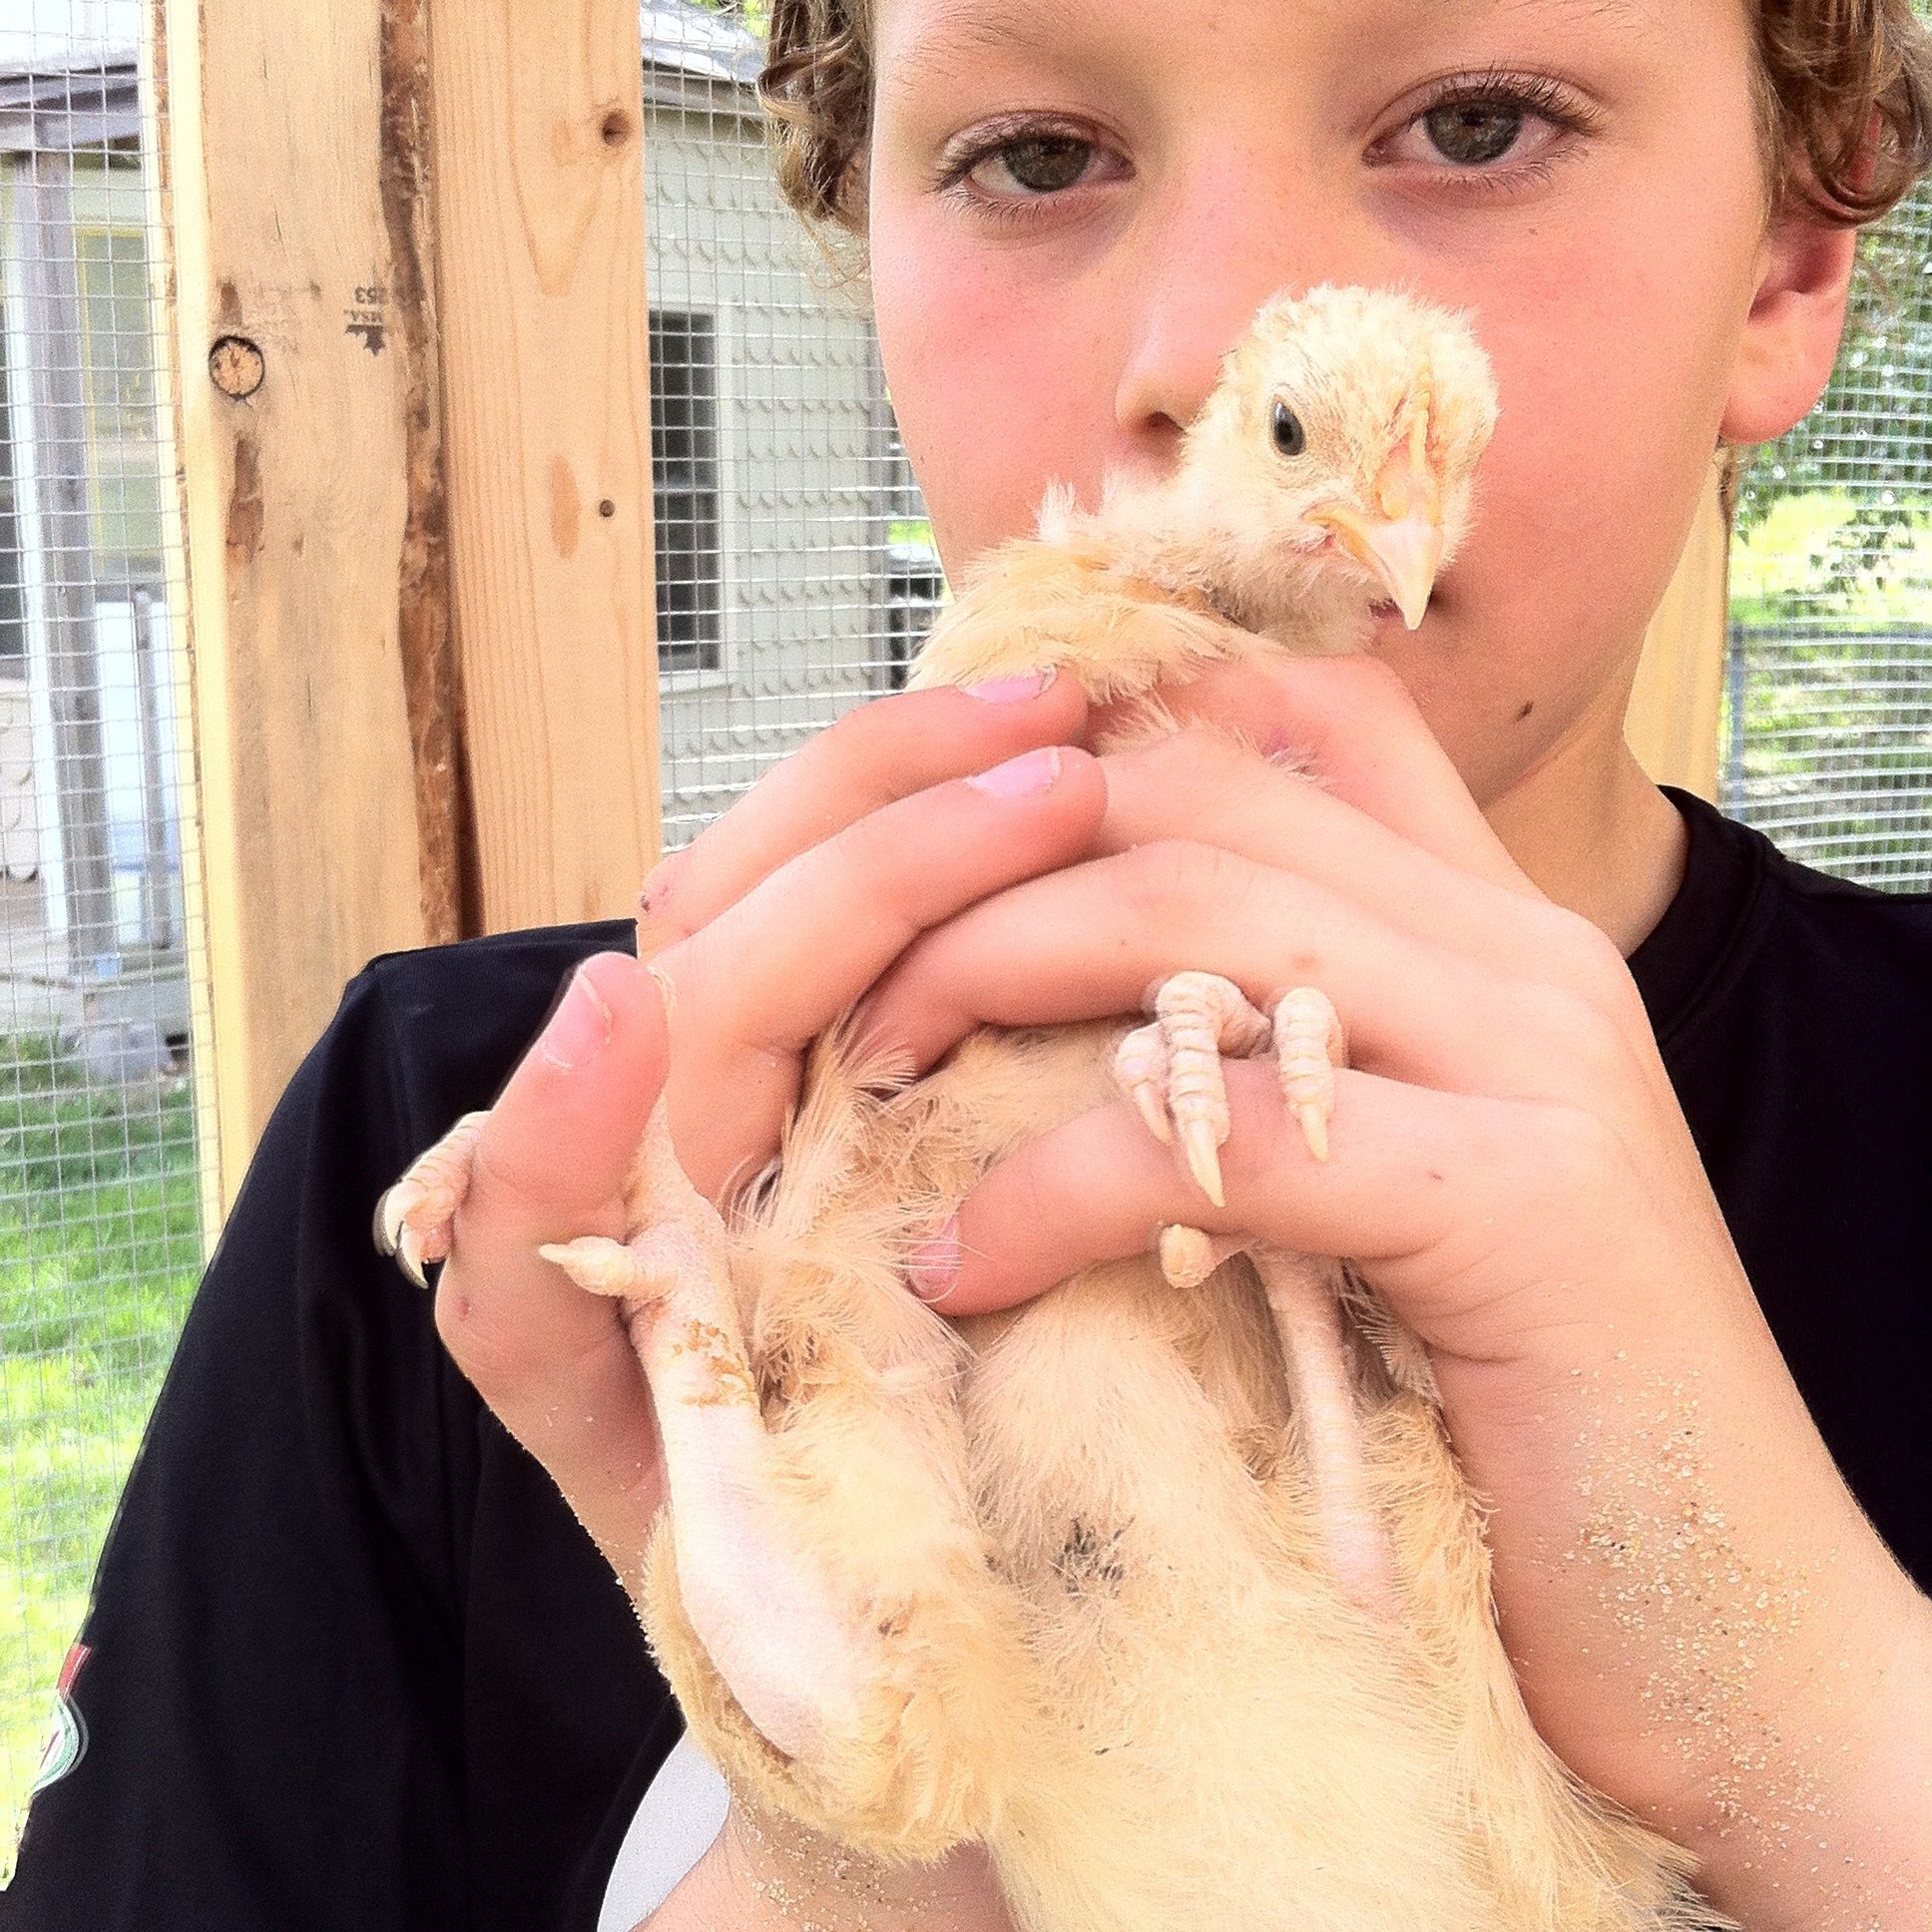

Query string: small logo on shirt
[30,1644,91,1796]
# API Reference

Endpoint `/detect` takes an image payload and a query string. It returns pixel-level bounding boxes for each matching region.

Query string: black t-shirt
[4,786,1928,1931]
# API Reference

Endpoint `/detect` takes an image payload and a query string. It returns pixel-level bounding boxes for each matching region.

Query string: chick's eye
[1271,402,1306,457]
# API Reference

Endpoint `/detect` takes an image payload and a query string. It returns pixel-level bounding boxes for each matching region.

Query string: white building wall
[642,80,897,847]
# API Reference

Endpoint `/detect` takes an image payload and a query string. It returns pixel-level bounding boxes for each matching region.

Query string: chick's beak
[1307,418,1446,631]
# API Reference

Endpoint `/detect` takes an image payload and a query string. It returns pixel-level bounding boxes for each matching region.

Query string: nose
[1109,159,1396,465]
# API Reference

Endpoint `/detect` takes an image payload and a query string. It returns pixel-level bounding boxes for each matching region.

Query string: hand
[428,668,1099,1569]
[419,671,1096,1927]
[854,653,1932,1931]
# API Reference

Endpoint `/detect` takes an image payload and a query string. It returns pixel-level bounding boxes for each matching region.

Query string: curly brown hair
[759,0,1932,236]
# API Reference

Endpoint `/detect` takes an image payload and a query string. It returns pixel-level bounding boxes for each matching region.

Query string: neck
[1483,714,1690,960]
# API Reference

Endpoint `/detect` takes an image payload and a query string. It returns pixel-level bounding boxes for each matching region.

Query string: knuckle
[1118,838,1235,923]
[1536,903,1649,1026]
[1522,1100,1627,1205]
[1518,978,1628,1088]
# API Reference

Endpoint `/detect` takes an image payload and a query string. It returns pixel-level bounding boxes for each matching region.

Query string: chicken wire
[1725,180,1932,889]
[0,0,210,1874]
[640,2,934,852]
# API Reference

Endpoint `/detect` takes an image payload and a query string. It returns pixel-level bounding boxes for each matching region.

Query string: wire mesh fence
[640,1,928,850]
[0,0,1928,1887]
[1725,178,1932,889]
[0,0,209,1871]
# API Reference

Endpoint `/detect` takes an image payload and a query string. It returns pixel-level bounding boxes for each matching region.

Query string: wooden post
[155,0,658,1209]
[427,0,660,932]
[1628,459,1729,799]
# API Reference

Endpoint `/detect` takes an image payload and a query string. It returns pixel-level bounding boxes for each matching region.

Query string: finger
[432,951,671,1567]
[1091,728,1626,998]
[1099,655,1532,893]
[924,1058,1561,1351]
[661,744,1109,1196]
[857,840,1647,1111]
[638,670,1087,956]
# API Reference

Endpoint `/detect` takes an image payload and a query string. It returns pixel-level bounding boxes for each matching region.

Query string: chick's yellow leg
[542,1103,1015,1861]
[373,1110,491,1286]
[540,1105,886,1770]
[1119,978,1395,1612]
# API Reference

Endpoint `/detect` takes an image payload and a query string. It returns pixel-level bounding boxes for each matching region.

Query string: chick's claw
[1116,970,1272,1208]
[373,1109,491,1286]
[1271,986,1345,1163]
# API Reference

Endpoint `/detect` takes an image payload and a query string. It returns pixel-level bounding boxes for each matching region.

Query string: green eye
[1425,102,1523,166]
[1271,402,1306,457]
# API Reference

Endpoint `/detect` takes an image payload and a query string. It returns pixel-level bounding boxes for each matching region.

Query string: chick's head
[1172,284,1499,633]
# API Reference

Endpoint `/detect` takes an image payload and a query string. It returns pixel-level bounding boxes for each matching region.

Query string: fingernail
[907,1215,960,1302]
[638,855,676,916]
[966,745,1061,798]
[964,666,1055,703]
[645,959,678,1020]
[540,964,614,1071]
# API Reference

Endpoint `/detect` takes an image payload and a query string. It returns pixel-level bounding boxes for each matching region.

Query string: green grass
[0,1033,202,1882]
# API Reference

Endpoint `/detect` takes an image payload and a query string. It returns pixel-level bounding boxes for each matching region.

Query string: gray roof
[641,0,763,89]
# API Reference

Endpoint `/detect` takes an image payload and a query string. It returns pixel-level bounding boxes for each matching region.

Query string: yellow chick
[380,286,1719,1931]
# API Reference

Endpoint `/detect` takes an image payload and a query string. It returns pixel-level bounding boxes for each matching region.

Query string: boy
[6,1,1929,1928]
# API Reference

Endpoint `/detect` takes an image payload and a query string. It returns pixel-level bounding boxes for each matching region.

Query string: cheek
[870,198,1113,572]
[1417,207,1760,782]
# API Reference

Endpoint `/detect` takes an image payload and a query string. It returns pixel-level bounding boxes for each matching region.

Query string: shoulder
[311,918,638,1151]
[1655,799,1932,1588]
[1658,792,1932,1060]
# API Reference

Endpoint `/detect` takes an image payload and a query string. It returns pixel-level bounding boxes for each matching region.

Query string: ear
[1719,200,1858,446]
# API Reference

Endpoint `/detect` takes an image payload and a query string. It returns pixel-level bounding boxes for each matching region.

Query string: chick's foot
[373,1109,491,1285]
[1114,969,1272,1208]
[541,1104,886,1770]
[1117,976,1344,1288]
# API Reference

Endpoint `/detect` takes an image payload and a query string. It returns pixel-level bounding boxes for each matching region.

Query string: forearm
[1683,1580,1932,1932]
[1431,1227,1932,1930]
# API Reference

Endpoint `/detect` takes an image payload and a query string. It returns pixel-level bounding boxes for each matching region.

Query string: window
[76,221,164,578]
[649,309,723,674]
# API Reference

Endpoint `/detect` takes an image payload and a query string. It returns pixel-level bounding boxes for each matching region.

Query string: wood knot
[599,108,634,148]
[208,334,264,399]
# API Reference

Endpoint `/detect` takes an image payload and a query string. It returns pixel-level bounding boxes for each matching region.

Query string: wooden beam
[156,0,454,1208]
[427,0,661,933]
[156,0,659,1207]
[1628,459,1730,800]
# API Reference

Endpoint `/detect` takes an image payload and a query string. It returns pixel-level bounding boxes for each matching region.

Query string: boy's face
[865,0,1820,804]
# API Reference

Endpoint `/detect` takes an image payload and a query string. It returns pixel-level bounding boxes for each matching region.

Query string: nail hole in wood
[209,334,265,399]
[598,498,617,518]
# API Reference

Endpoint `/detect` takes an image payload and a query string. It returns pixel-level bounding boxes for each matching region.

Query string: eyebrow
[889,0,1647,82]
[884,0,1060,90]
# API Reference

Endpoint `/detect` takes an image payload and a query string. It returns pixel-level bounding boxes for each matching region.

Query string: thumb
[432,949,673,1565]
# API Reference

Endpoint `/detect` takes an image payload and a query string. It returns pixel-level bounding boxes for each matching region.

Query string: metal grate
[640,0,937,852]
[1726,181,1932,889]
[0,0,212,1875]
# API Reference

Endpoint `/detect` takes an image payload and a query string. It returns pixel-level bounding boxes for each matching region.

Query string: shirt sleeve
[1,963,487,1931]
